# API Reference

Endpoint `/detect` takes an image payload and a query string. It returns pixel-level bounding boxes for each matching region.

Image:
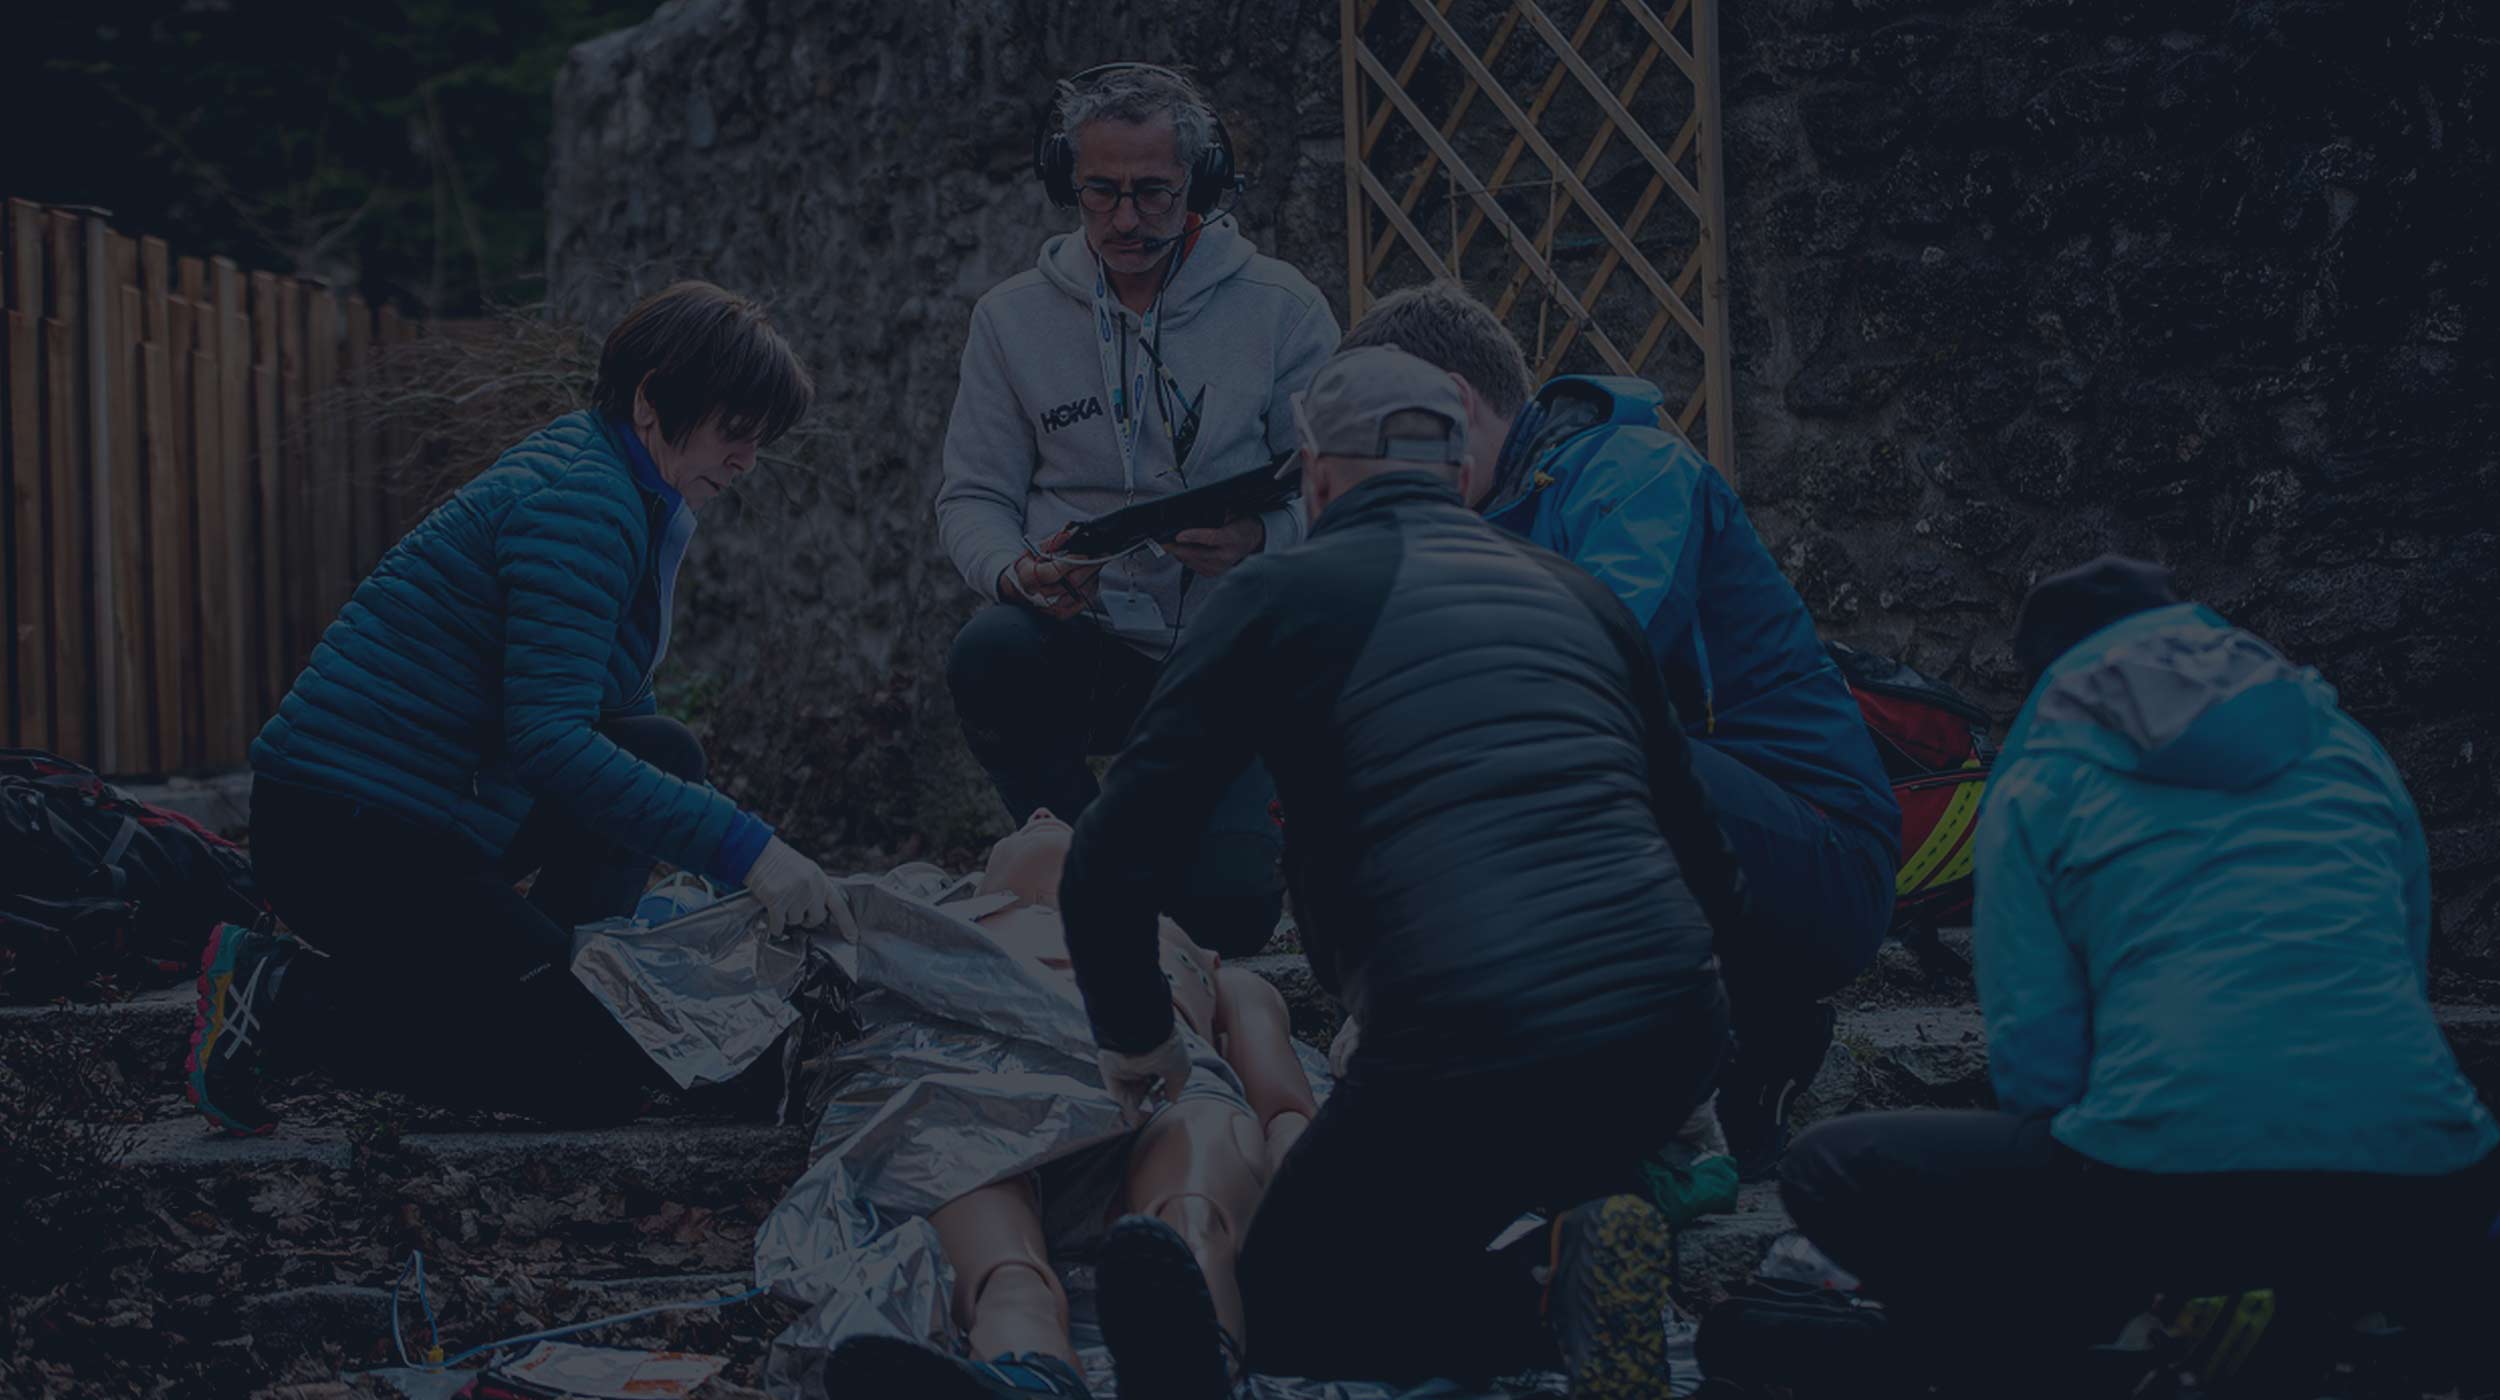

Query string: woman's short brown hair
[591,280,813,446]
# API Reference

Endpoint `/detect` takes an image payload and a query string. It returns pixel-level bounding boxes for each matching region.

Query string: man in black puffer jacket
[1059,347,1741,1396]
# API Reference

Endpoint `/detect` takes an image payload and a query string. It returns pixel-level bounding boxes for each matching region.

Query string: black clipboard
[1052,450,1302,563]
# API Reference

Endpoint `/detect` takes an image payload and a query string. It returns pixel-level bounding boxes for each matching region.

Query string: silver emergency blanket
[576,863,1564,1398]
[571,892,807,1089]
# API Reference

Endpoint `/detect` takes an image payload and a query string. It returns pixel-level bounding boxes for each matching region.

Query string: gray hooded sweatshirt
[936,219,1340,649]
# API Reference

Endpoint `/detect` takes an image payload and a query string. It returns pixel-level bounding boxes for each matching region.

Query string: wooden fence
[2,199,429,776]
[1339,0,1737,476]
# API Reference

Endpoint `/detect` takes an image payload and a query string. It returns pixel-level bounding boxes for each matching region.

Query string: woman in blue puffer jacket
[188,281,841,1133]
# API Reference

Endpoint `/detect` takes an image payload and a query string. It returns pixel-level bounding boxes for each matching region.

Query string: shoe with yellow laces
[1542,1194,1678,1399]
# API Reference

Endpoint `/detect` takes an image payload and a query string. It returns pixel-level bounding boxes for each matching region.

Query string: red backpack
[1823,644,1995,934]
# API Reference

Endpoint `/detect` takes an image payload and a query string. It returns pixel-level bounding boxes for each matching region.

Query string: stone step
[0,986,198,1086]
[237,1270,769,1363]
[1672,1181,1795,1304]
[112,1106,807,1206]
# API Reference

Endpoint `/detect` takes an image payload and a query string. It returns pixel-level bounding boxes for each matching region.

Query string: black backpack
[1696,1276,1898,1397]
[0,750,267,1003]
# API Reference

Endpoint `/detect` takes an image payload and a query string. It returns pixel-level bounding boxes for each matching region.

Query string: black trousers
[248,716,706,1122]
[1236,987,1730,1384]
[946,602,1284,955]
[1781,1109,2500,1389]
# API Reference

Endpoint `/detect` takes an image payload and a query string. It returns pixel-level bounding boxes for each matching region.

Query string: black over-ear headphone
[1034,62,1241,216]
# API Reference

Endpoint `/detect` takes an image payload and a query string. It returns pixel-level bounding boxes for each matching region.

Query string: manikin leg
[928,1176,1078,1371]
[1115,968,1322,1354]
[1125,1097,1274,1354]
[1212,965,1319,1170]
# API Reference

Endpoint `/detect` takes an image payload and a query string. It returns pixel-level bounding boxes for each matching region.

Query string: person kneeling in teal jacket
[187,281,843,1135]
[1780,556,2500,1391]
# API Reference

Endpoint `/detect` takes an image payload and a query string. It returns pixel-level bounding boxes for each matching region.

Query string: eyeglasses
[1077,181,1186,216]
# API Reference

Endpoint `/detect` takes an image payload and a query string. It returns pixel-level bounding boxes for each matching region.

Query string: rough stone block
[1673,1182,1793,1305]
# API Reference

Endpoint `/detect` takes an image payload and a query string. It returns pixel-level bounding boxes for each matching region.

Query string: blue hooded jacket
[251,411,771,886]
[1484,376,1899,852]
[1978,602,2496,1174]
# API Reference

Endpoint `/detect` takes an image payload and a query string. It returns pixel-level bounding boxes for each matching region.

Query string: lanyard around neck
[1091,257,1189,498]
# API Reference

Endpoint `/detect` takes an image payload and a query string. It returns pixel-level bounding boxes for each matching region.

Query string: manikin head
[1292,345,1471,524]
[1056,68,1219,284]
[978,808,1077,908]
[1337,281,1536,510]
[591,280,813,508]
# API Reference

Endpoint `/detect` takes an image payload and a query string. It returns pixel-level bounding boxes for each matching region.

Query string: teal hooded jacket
[1978,602,2495,1174]
[251,412,771,885]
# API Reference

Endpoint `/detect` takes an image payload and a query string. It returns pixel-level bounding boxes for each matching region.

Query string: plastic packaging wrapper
[571,891,805,1090]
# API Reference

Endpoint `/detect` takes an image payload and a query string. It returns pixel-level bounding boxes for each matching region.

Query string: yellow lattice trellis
[1338,0,1736,478]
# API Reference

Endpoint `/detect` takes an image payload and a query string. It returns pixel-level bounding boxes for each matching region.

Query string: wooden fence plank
[84,219,123,775]
[191,299,228,772]
[5,202,44,748]
[376,306,406,542]
[214,258,251,762]
[141,336,184,770]
[306,289,343,626]
[251,272,285,713]
[275,278,307,676]
[44,209,89,765]
[171,256,209,768]
[160,268,193,750]
[343,296,373,577]
[107,239,152,772]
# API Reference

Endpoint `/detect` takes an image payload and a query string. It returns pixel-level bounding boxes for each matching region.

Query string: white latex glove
[743,836,839,936]
[1328,1014,1362,1079]
[1096,1031,1193,1126]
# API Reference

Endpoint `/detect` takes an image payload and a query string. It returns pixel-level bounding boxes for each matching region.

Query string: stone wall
[1714,0,2498,971]
[548,0,2498,968]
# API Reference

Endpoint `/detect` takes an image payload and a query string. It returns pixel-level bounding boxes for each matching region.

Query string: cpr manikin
[930,810,1317,1386]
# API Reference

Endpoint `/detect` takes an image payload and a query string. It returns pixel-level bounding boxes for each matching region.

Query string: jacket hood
[1036,217,1257,329]
[1486,375,1692,516]
[2015,603,2331,790]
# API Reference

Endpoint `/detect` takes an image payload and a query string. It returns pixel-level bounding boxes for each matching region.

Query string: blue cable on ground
[389,1251,442,1366]
[387,1250,764,1374]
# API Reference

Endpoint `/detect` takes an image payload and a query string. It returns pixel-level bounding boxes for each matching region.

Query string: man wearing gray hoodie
[937,64,1339,957]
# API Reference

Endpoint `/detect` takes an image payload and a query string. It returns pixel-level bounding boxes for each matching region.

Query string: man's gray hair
[1057,66,1218,173]
[1340,281,1535,417]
